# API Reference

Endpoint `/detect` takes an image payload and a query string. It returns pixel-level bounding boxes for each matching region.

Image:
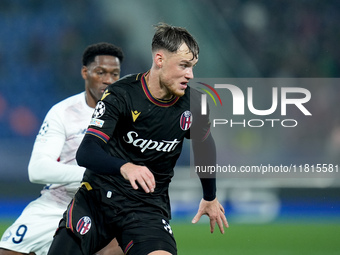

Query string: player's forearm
[28,155,85,184]
[192,133,217,201]
[76,134,127,175]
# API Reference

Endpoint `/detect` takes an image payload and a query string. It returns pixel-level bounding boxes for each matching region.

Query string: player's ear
[81,66,88,80]
[154,51,164,69]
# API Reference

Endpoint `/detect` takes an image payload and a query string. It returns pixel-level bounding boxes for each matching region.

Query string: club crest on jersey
[93,101,105,118]
[76,216,92,235]
[180,111,192,131]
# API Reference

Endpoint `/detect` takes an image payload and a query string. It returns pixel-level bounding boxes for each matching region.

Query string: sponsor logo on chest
[123,131,181,153]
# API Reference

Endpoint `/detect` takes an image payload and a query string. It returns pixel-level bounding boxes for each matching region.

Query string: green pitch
[1,220,339,254]
[173,221,340,255]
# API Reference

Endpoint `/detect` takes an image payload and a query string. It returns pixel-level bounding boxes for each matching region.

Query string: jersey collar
[140,71,179,107]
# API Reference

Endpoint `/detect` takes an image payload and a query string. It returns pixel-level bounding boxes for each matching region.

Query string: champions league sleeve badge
[93,101,106,118]
[180,110,192,131]
[38,120,49,136]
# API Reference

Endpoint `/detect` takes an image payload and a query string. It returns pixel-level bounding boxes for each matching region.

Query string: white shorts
[0,191,70,255]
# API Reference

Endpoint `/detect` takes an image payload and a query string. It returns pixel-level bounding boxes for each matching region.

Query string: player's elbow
[76,146,86,168]
[28,158,46,184]
[76,136,96,168]
[28,162,39,183]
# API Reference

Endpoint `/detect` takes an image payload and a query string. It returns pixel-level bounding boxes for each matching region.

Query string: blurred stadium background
[0,0,340,254]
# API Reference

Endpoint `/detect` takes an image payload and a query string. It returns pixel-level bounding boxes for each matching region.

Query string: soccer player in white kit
[0,43,124,255]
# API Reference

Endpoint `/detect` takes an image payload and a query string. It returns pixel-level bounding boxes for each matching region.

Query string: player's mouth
[180,82,188,89]
[101,86,108,93]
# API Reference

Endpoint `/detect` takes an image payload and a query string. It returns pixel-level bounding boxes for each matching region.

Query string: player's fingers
[216,215,225,234]
[219,204,225,214]
[129,179,139,190]
[139,170,155,193]
[144,178,155,193]
[144,169,156,191]
[136,176,151,193]
[210,217,217,233]
[217,202,228,229]
[222,213,229,228]
[191,212,202,224]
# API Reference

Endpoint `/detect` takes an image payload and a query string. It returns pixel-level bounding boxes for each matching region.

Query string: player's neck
[146,70,173,100]
[85,92,96,108]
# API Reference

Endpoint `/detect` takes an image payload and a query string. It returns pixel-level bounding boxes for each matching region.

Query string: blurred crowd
[210,0,340,77]
[0,0,339,166]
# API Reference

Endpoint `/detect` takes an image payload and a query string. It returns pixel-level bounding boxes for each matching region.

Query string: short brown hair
[152,23,199,60]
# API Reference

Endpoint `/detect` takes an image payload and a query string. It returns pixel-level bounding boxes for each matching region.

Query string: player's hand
[192,198,229,234]
[120,163,156,193]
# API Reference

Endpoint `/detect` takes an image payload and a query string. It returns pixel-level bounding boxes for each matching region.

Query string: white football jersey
[0,92,95,255]
[28,91,94,204]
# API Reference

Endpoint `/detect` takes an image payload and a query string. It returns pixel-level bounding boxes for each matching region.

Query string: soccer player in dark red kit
[48,23,228,255]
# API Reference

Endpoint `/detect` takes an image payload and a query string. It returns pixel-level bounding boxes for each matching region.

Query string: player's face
[160,43,198,98]
[82,55,121,105]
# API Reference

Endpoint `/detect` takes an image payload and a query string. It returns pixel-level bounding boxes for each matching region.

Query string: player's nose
[103,73,115,84]
[185,67,194,79]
